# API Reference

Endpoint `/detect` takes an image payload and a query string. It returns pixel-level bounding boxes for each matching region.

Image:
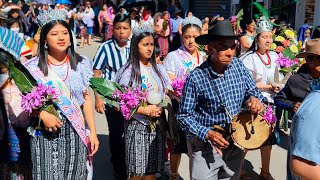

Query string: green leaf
[8,58,37,93]
[90,78,125,106]
[281,47,296,60]
[251,2,269,19]
[236,9,244,27]
[158,96,172,108]
[41,104,59,117]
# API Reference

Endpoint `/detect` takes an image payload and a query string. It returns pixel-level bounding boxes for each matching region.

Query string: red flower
[276,46,285,53]
[282,39,290,47]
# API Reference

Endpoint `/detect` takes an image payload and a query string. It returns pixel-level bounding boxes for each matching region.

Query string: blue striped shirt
[177,58,265,141]
[93,39,130,80]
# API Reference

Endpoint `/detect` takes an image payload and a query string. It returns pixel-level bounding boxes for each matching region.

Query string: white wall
[295,0,306,30]
[314,0,320,27]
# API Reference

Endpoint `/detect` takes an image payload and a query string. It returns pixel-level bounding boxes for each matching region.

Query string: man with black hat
[177,20,265,179]
[170,8,183,51]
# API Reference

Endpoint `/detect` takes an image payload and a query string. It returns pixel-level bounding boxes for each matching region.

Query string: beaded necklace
[48,56,70,81]
[256,51,271,68]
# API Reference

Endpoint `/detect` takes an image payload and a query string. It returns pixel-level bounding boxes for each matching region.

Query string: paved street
[77,38,289,180]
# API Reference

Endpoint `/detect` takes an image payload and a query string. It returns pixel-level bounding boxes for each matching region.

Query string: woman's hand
[143,105,162,118]
[39,111,63,132]
[271,83,281,93]
[89,133,99,155]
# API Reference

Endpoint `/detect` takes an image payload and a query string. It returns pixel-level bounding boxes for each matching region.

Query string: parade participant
[129,8,140,30]
[84,1,95,45]
[297,24,312,49]
[289,78,320,179]
[171,8,183,50]
[155,11,172,59]
[98,4,108,40]
[163,16,205,180]
[274,39,320,114]
[115,24,172,180]
[0,27,32,180]
[241,16,282,180]
[93,14,131,180]
[25,9,99,179]
[240,18,255,55]
[141,8,154,28]
[277,39,320,180]
[177,20,265,180]
[105,6,116,40]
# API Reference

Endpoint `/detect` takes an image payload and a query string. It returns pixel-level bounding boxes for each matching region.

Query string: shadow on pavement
[243,159,260,180]
[93,134,115,180]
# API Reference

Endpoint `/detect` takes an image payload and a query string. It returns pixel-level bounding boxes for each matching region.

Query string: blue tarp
[55,0,72,5]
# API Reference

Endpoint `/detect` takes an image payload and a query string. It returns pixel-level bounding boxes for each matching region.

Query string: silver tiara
[255,16,273,35]
[132,24,154,36]
[36,9,67,27]
[181,16,202,28]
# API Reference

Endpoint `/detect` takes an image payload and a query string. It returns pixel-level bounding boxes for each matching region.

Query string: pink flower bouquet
[21,83,58,114]
[271,28,302,74]
[112,88,147,120]
[263,105,277,124]
[171,74,187,98]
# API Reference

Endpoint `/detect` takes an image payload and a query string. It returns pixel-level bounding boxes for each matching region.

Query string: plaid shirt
[177,58,265,141]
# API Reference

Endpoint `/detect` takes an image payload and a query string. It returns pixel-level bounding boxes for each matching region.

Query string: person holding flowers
[241,16,282,180]
[163,16,205,180]
[0,27,32,180]
[22,9,99,179]
[115,24,172,180]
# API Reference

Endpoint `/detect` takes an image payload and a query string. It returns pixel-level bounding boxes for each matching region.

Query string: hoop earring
[44,43,48,49]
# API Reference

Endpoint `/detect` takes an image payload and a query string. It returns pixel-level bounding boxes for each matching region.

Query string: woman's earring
[69,43,71,47]
[44,43,48,49]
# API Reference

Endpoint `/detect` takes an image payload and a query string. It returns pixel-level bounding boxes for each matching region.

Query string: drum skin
[231,111,270,150]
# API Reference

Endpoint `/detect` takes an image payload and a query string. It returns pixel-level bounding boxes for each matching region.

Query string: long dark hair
[38,20,82,76]
[0,49,11,69]
[312,25,320,39]
[125,32,165,89]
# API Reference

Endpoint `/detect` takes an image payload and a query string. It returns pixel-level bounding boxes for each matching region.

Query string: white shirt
[171,16,183,33]
[241,51,283,103]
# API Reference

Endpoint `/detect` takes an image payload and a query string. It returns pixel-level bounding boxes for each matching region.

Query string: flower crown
[181,16,202,28]
[132,24,154,36]
[255,16,273,35]
[36,9,67,27]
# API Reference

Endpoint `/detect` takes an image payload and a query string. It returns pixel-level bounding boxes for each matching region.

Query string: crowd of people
[0,0,320,180]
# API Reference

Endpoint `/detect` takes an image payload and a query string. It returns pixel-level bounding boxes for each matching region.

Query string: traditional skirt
[31,115,87,180]
[167,99,188,154]
[157,36,169,57]
[124,119,165,177]
[106,24,113,40]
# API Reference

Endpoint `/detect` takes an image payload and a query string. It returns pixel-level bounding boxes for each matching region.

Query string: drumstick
[251,113,255,134]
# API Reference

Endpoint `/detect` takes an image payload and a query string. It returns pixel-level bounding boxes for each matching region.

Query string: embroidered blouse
[164,46,206,78]
[241,51,283,103]
[29,56,93,106]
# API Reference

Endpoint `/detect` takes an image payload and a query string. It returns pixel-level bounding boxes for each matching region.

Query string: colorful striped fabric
[0,27,24,61]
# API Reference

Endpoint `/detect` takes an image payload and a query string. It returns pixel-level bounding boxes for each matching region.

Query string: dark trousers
[105,107,127,179]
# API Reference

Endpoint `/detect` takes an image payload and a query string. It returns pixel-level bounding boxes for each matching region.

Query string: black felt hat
[196,20,243,45]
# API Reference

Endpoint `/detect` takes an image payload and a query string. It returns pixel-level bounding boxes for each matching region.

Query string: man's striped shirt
[93,39,130,80]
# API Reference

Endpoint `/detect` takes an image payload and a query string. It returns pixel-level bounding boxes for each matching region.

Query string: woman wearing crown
[241,16,283,180]
[115,25,172,180]
[163,16,206,180]
[24,9,99,179]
